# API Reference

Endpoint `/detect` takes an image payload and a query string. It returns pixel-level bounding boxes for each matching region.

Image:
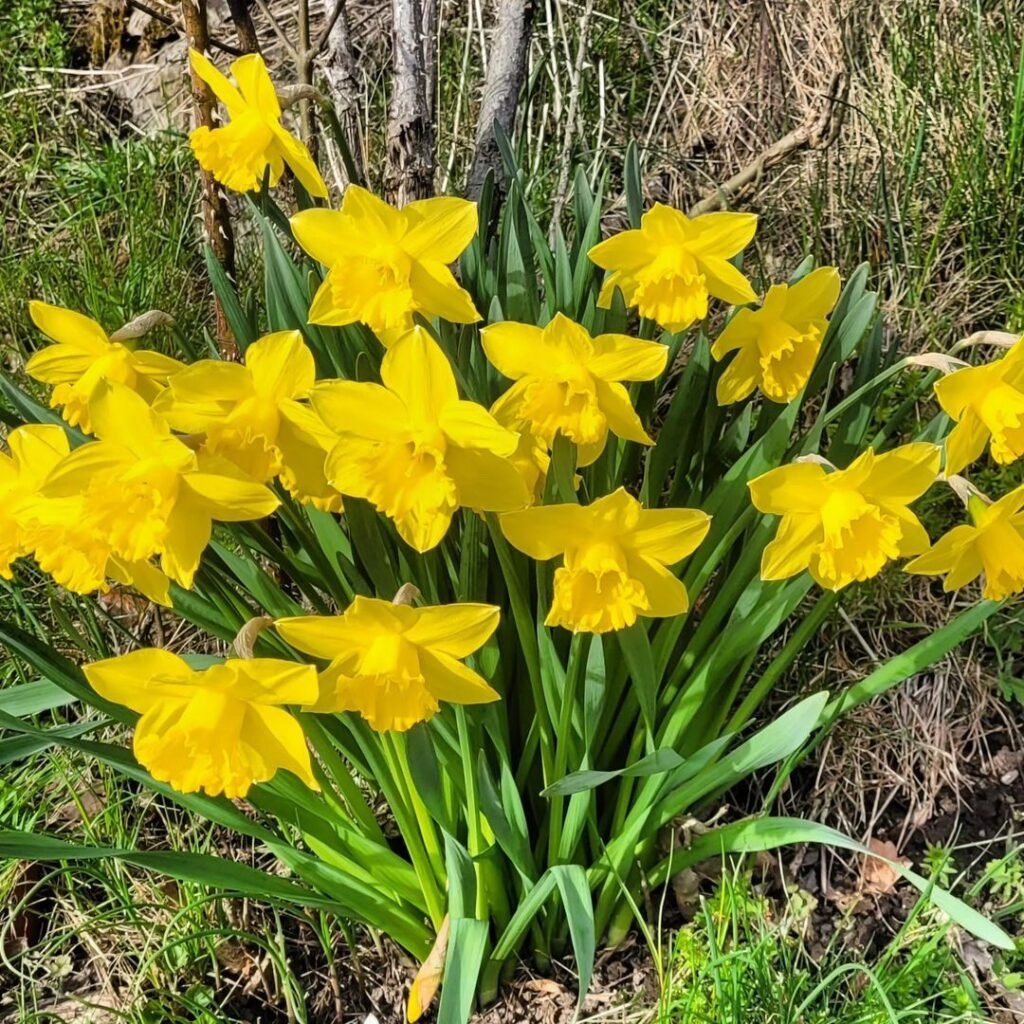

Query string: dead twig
[688,71,849,217]
[125,0,245,55]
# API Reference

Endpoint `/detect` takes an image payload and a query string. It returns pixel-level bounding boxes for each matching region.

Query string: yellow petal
[341,184,404,235]
[242,704,319,790]
[108,556,171,607]
[893,507,931,556]
[944,412,989,476]
[933,363,990,420]
[408,261,481,323]
[246,330,315,401]
[500,503,589,559]
[760,513,819,581]
[419,649,500,704]
[594,379,653,445]
[748,463,828,515]
[696,256,758,307]
[440,400,518,456]
[401,197,477,262]
[290,208,355,267]
[480,321,542,380]
[588,228,648,271]
[230,53,280,117]
[984,481,1024,522]
[587,334,668,382]
[84,648,192,713]
[715,345,761,405]
[189,48,246,116]
[29,300,109,351]
[88,382,168,455]
[230,658,319,705]
[445,447,530,511]
[944,545,986,590]
[786,266,841,321]
[39,442,125,498]
[276,614,369,659]
[630,507,711,564]
[161,490,212,588]
[24,345,96,385]
[710,307,759,360]
[904,524,977,576]
[130,349,186,380]
[276,400,342,511]
[183,472,279,521]
[688,211,758,259]
[380,328,458,425]
[7,423,70,478]
[404,603,500,657]
[856,443,940,505]
[628,554,690,616]
[311,380,408,439]
[269,122,328,198]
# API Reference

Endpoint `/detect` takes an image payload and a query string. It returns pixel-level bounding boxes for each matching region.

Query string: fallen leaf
[522,978,564,996]
[407,914,449,1022]
[860,838,911,895]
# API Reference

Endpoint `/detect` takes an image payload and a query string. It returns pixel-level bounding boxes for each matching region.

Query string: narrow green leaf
[543,747,685,797]
[616,624,657,734]
[552,865,595,1004]
[437,918,489,1024]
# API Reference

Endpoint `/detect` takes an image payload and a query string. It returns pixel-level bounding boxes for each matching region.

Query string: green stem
[455,706,488,920]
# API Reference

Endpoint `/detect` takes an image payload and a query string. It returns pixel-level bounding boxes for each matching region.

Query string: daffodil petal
[760,514,820,580]
[404,604,500,657]
[786,266,841,320]
[697,255,758,306]
[904,524,977,576]
[161,489,212,589]
[246,330,316,400]
[440,400,518,456]
[108,556,171,607]
[858,443,940,505]
[380,328,459,424]
[748,463,828,515]
[631,507,711,563]
[628,555,690,616]
[311,380,408,439]
[183,473,279,520]
[710,307,759,360]
[269,122,328,198]
[716,345,760,405]
[445,447,531,511]
[594,379,653,445]
[944,412,989,476]
[24,346,97,385]
[587,334,669,382]
[230,659,319,705]
[189,48,246,116]
[341,184,404,234]
[480,321,542,380]
[291,209,356,266]
[588,229,648,271]
[408,260,481,323]
[29,300,110,351]
[419,649,499,704]
[401,197,478,262]
[231,53,280,117]
[243,704,319,790]
[689,212,758,258]
[500,504,590,559]
[275,614,367,659]
[84,648,192,713]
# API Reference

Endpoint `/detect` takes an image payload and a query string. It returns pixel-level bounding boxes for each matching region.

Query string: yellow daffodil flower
[26,301,183,434]
[84,649,319,797]
[905,485,1024,600]
[188,49,327,198]
[276,597,500,732]
[154,330,316,483]
[275,400,345,512]
[588,205,758,333]
[934,335,1024,474]
[481,313,668,466]
[749,444,940,591]
[0,424,70,578]
[490,393,551,501]
[36,382,279,593]
[311,327,528,551]
[500,487,710,634]
[711,266,841,404]
[291,185,480,343]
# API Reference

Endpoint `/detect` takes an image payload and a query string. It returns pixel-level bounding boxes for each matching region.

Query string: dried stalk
[467,0,534,200]
[386,0,438,203]
[225,0,260,52]
[181,0,238,359]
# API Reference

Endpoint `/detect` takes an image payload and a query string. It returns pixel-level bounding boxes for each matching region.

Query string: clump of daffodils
[4,50,1017,1015]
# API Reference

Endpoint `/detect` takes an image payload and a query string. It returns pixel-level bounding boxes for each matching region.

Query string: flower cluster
[7,52,1018,803]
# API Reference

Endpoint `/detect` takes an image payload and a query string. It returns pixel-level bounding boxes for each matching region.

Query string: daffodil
[84,649,319,797]
[588,205,758,332]
[26,301,183,433]
[188,49,327,198]
[291,186,480,343]
[275,400,345,512]
[490,393,550,501]
[905,485,1024,600]
[276,597,500,732]
[749,444,940,591]
[0,424,70,578]
[934,335,1024,474]
[154,330,316,483]
[311,327,528,551]
[500,488,710,634]
[36,382,279,593]
[711,267,841,404]
[481,313,668,466]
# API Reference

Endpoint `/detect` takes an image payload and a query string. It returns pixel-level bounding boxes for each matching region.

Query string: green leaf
[552,865,595,1004]
[490,872,557,961]
[204,245,257,351]
[616,624,657,734]
[0,679,77,717]
[437,918,489,1024]
[443,830,477,920]
[477,752,537,881]
[543,747,685,797]
[624,141,644,228]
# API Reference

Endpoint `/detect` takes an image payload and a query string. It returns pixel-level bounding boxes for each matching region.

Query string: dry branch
[687,72,849,217]
[467,0,534,200]
[386,0,437,203]
[225,0,261,52]
[181,0,238,359]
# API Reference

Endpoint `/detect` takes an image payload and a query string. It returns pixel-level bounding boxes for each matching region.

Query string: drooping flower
[187,49,327,198]
[35,382,279,594]
[311,327,529,551]
[905,485,1024,600]
[26,301,183,433]
[291,186,480,343]
[276,597,500,732]
[711,266,841,404]
[481,313,668,466]
[749,444,940,591]
[0,424,70,578]
[934,335,1024,474]
[500,488,710,634]
[153,330,323,486]
[84,649,319,797]
[588,205,758,332]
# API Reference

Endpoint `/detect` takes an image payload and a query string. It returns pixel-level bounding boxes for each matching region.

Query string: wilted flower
[711,267,841,404]
[934,335,1024,474]
[500,488,710,633]
[311,328,528,551]
[905,484,1024,600]
[588,205,758,332]
[276,597,501,732]
[26,301,183,434]
[84,649,319,797]
[481,313,668,466]
[36,383,279,594]
[749,444,940,591]
[291,186,479,342]
[154,330,317,484]
[188,49,327,198]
